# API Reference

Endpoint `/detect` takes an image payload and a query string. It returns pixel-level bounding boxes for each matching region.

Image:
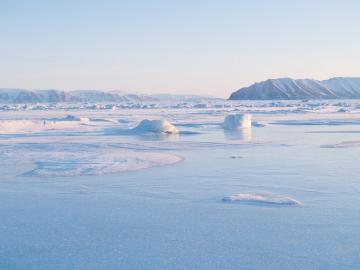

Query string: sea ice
[222,114,252,130]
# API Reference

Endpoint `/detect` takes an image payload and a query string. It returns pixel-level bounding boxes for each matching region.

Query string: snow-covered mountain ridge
[229,77,360,100]
[0,89,216,103]
[0,89,152,103]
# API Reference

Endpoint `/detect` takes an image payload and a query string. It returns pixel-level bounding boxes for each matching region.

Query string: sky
[0,0,359,98]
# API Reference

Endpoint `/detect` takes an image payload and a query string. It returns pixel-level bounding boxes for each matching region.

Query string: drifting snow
[222,114,252,130]
[222,193,302,206]
[132,120,179,134]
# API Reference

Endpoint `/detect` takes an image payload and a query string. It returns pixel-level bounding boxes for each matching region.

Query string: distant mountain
[0,89,215,104]
[0,89,64,103]
[0,89,158,103]
[152,94,219,102]
[229,77,360,100]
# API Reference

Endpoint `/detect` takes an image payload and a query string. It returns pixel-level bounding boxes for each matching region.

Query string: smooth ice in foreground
[222,114,252,130]
[222,193,302,205]
[133,119,179,134]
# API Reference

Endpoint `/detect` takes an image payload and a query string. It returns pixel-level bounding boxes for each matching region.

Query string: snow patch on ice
[272,119,360,126]
[222,114,252,130]
[0,143,182,177]
[25,151,182,177]
[222,193,302,206]
[321,140,360,148]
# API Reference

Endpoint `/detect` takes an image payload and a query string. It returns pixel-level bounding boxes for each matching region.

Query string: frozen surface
[1,99,360,269]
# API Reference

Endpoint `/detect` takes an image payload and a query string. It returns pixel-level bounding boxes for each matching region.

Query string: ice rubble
[133,120,179,134]
[222,193,302,205]
[222,114,252,130]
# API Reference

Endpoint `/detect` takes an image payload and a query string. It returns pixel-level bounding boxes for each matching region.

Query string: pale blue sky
[1,0,359,97]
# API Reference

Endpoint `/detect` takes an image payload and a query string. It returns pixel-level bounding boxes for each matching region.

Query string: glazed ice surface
[1,100,360,269]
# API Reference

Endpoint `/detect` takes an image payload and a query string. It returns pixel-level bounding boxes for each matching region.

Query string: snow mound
[222,193,302,205]
[223,114,252,130]
[133,120,179,134]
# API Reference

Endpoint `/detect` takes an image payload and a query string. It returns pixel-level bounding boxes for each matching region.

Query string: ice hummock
[222,114,252,130]
[222,193,302,205]
[132,119,179,134]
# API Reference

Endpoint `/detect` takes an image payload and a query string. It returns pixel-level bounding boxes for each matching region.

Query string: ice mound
[222,114,252,130]
[133,120,179,134]
[222,193,302,206]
